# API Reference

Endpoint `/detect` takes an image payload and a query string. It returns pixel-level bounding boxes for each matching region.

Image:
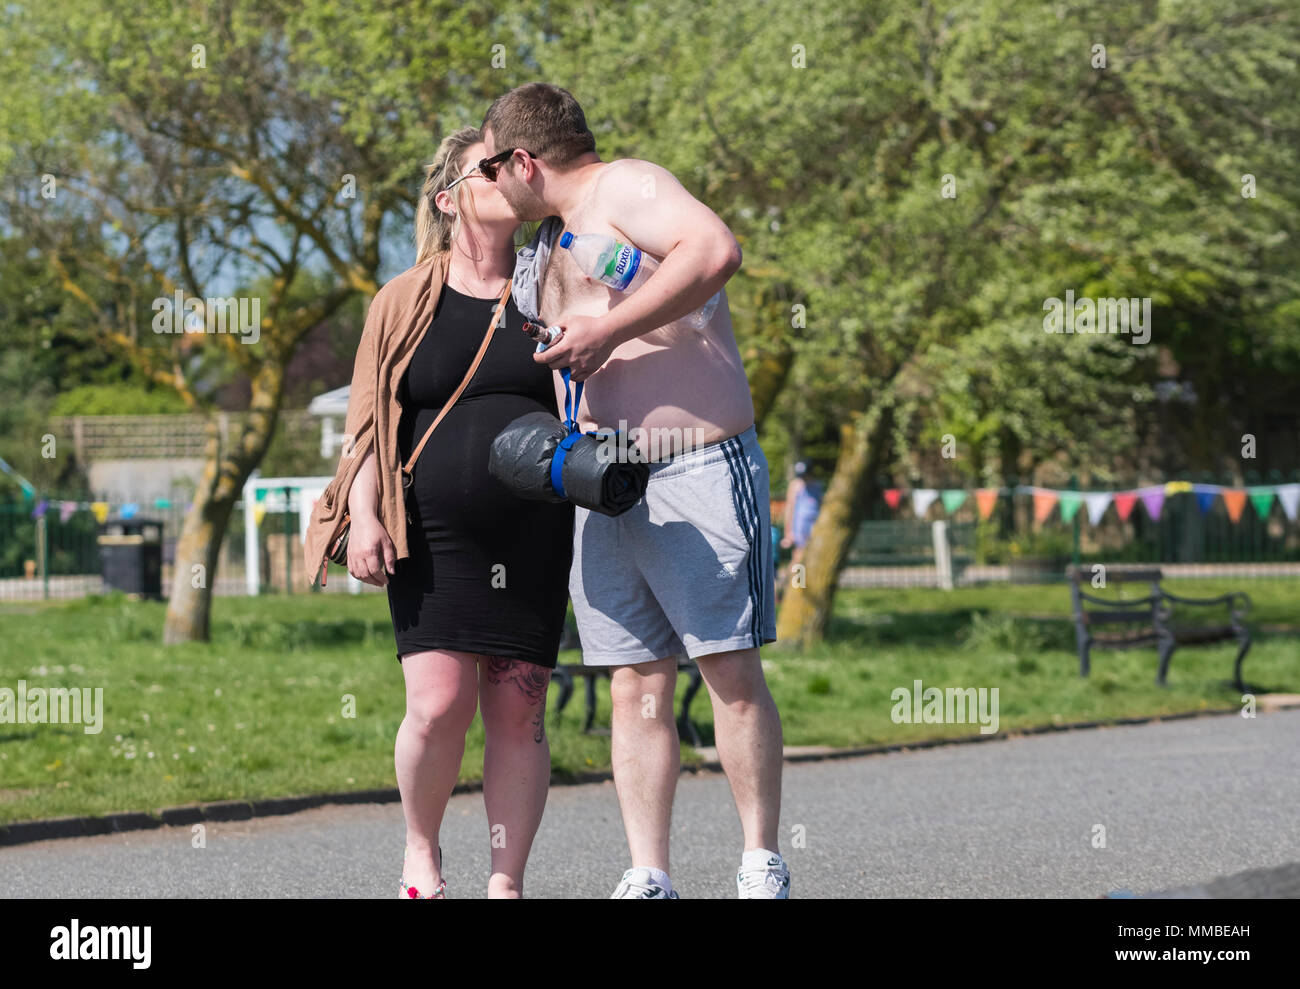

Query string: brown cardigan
[302,252,452,585]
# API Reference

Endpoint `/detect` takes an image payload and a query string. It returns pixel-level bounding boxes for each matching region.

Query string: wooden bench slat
[1085,611,1157,624]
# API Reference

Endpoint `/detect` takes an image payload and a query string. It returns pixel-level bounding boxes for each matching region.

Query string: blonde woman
[307,127,573,898]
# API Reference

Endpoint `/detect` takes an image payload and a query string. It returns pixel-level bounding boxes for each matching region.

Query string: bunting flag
[1032,489,1059,523]
[1221,489,1247,523]
[31,499,49,519]
[875,478,1300,526]
[59,501,77,524]
[1139,486,1165,521]
[1084,492,1112,525]
[154,497,171,509]
[120,503,139,520]
[253,505,267,528]
[1277,484,1300,521]
[912,489,939,518]
[940,489,968,514]
[90,502,110,524]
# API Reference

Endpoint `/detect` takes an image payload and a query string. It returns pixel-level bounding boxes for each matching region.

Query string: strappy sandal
[400,845,446,899]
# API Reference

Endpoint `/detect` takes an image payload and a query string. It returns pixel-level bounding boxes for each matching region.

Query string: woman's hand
[348,512,397,586]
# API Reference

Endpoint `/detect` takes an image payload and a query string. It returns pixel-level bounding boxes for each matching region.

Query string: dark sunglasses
[477,147,537,182]
[444,147,538,191]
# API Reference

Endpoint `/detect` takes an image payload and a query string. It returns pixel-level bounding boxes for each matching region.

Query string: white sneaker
[611,867,679,899]
[737,852,790,898]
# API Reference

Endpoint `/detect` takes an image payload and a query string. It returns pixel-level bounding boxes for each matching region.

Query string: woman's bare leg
[395,649,479,897]
[478,656,553,898]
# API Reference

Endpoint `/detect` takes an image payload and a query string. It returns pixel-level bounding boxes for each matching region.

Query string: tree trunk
[776,407,892,646]
[163,363,285,644]
[741,286,797,430]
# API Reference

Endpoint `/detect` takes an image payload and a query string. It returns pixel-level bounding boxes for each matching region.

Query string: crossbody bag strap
[400,277,512,488]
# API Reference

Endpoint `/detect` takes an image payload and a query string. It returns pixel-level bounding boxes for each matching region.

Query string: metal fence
[829,469,1300,587]
[5,466,1300,601]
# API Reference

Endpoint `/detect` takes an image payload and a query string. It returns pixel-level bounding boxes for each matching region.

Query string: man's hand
[533,313,617,381]
[347,512,396,587]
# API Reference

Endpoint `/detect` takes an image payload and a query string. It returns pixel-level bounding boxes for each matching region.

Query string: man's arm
[600,160,741,341]
[536,160,742,379]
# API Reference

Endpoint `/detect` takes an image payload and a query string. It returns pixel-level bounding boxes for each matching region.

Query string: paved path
[2,710,1296,898]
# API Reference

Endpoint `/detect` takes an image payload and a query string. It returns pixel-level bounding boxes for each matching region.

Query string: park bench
[1067,567,1252,690]
[552,657,706,747]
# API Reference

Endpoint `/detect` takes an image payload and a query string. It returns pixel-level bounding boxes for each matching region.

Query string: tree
[1,0,578,641]
[775,0,1300,642]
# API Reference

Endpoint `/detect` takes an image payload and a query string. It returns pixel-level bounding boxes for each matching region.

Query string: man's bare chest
[538,208,653,320]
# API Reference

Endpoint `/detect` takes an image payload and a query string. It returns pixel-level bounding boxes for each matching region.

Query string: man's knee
[610,658,677,720]
[695,648,769,705]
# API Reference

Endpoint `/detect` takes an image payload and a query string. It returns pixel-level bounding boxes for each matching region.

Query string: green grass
[0,580,1296,826]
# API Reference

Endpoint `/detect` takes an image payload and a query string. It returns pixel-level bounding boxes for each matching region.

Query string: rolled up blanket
[488,412,568,502]
[489,412,649,516]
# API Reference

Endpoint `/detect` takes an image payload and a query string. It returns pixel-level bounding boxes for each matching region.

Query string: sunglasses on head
[446,148,537,190]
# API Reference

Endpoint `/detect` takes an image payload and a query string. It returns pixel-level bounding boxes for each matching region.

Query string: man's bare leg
[694,646,783,853]
[608,656,679,873]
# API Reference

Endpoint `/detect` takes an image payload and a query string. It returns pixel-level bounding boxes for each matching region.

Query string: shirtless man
[481,83,787,899]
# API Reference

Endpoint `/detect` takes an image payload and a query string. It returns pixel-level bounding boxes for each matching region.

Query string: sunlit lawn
[0,579,1295,826]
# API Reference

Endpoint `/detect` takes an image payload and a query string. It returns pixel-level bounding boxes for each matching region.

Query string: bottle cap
[559,231,573,249]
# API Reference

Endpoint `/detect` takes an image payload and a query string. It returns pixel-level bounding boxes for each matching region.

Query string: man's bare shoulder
[592,158,679,196]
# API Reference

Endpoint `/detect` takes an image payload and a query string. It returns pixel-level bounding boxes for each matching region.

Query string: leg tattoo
[486,657,550,743]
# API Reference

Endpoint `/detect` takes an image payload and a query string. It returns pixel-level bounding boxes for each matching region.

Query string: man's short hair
[483,83,597,167]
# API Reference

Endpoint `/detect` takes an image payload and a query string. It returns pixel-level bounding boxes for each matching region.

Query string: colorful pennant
[940,490,968,514]
[1084,493,1111,525]
[1278,484,1300,521]
[1113,492,1138,521]
[1249,491,1274,520]
[1139,487,1165,522]
[1058,492,1083,523]
[912,489,939,518]
[1220,490,1247,523]
[1032,490,1059,523]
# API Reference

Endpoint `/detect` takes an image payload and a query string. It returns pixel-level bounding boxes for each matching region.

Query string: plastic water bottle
[558,231,719,328]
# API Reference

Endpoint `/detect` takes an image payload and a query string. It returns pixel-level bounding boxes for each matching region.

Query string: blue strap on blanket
[550,367,592,501]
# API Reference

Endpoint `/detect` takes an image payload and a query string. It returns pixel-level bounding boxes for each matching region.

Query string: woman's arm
[346,448,397,586]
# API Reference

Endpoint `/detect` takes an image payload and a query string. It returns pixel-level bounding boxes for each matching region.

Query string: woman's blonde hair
[414,127,482,265]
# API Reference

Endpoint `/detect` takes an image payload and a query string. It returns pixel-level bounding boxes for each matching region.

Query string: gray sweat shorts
[570,425,778,666]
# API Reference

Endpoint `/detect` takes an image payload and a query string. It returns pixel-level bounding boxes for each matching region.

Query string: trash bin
[98,516,163,598]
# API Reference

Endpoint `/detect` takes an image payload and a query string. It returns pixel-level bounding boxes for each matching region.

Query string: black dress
[386,284,574,668]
